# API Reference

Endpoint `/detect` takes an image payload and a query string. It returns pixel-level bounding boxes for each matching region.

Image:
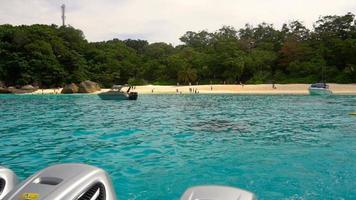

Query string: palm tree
[177,66,197,84]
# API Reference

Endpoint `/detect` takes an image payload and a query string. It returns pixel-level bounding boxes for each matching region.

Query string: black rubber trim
[77,182,106,200]
[0,178,5,196]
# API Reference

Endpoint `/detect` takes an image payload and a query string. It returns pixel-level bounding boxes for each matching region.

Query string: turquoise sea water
[0,94,355,199]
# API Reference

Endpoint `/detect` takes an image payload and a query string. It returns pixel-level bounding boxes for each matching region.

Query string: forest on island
[0,13,355,88]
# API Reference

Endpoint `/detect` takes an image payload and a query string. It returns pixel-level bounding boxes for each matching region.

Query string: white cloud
[0,0,355,44]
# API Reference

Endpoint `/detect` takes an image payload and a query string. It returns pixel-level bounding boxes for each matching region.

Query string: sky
[0,0,355,45]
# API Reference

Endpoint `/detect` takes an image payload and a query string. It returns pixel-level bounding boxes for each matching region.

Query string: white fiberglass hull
[98,91,138,100]
[309,88,332,95]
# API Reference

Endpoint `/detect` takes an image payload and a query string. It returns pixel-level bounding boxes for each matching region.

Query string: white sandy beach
[30,84,356,95]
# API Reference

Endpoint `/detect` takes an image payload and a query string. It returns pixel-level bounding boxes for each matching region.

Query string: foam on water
[0,94,355,199]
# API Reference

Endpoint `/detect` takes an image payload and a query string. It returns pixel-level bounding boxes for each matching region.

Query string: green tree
[1,13,356,87]
[177,66,197,84]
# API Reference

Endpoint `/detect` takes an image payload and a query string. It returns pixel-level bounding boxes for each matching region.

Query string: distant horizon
[1,0,356,45]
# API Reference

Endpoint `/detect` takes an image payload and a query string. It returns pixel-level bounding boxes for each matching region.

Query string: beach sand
[132,84,356,94]
[30,88,62,94]
[29,84,356,95]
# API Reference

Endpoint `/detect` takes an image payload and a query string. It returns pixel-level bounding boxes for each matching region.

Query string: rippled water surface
[0,94,355,199]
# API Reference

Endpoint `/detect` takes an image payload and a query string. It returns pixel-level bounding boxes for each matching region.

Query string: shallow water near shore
[0,94,355,199]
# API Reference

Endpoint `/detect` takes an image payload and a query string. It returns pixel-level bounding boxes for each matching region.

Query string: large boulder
[78,80,101,93]
[0,81,7,93]
[61,83,79,94]
[21,84,36,90]
[0,86,14,94]
[0,88,11,93]
[1,86,35,94]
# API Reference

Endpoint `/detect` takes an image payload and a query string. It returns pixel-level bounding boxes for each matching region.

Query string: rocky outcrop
[61,83,79,94]
[0,84,37,94]
[21,85,36,90]
[78,80,101,93]
[0,81,8,93]
[1,87,36,94]
[0,88,11,93]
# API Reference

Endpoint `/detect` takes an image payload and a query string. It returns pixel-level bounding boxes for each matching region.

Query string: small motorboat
[0,164,256,200]
[309,83,332,95]
[98,85,138,100]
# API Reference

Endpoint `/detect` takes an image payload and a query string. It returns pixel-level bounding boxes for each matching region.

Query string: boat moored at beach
[98,85,138,100]
[308,83,332,95]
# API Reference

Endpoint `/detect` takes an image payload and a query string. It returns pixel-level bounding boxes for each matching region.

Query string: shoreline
[26,84,356,95]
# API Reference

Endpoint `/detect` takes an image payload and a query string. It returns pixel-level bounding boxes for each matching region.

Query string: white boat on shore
[309,83,332,95]
[98,85,138,100]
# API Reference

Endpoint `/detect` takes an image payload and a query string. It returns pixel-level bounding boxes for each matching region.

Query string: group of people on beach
[189,88,199,93]
[174,87,200,94]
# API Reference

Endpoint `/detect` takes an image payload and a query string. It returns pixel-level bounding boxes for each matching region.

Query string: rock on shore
[21,85,36,90]
[78,80,101,93]
[0,88,11,93]
[0,81,9,93]
[0,84,37,94]
[61,83,79,94]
